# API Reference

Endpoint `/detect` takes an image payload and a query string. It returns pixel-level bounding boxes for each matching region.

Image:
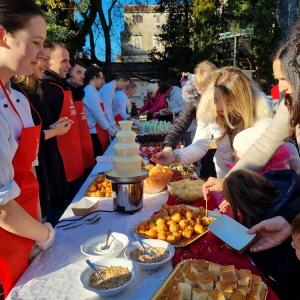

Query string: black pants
[91,133,103,157]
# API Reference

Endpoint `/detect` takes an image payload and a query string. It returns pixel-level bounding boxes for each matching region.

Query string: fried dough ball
[201,216,211,226]
[157,224,168,232]
[186,225,194,233]
[169,223,179,233]
[198,207,206,217]
[156,218,165,226]
[173,231,182,240]
[179,219,189,230]
[171,212,181,223]
[157,232,167,241]
[146,229,157,238]
[94,190,101,197]
[137,221,148,232]
[186,210,193,220]
[167,220,177,227]
[182,229,193,239]
[167,234,176,243]
[194,224,204,234]
[187,219,195,226]
[88,184,97,192]
[148,222,156,229]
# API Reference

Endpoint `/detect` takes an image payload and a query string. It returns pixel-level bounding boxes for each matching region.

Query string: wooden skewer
[205,197,208,217]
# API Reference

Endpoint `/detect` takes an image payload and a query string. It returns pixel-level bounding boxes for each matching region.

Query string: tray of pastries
[134,204,217,247]
[152,259,267,300]
[168,178,205,203]
[85,174,112,198]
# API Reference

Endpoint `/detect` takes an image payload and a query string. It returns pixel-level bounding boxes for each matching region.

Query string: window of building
[133,14,143,23]
[153,14,160,24]
[133,35,142,49]
[153,36,161,48]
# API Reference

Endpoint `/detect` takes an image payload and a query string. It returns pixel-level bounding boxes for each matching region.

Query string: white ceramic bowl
[80,257,134,297]
[124,239,175,270]
[80,232,129,258]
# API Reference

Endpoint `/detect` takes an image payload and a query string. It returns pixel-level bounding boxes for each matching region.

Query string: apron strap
[14,82,42,126]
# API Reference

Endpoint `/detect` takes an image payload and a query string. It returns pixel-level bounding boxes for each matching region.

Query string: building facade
[121,5,167,62]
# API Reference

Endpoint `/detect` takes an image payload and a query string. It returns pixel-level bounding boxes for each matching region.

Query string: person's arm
[115,93,129,120]
[163,102,196,149]
[230,101,290,173]
[0,117,51,244]
[41,83,64,121]
[148,94,166,113]
[84,89,110,130]
[139,97,151,114]
[173,121,211,165]
[43,120,72,140]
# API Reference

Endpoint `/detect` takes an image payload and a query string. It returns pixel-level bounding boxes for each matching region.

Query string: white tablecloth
[8,143,172,300]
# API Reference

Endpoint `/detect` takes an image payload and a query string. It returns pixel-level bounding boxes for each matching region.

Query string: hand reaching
[202,177,224,200]
[248,216,292,252]
[152,150,176,165]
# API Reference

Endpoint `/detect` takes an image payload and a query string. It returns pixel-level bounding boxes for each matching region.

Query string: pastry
[179,282,192,300]
[192,287,209,300]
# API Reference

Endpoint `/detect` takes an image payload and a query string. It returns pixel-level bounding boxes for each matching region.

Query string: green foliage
[35,0,75,42]
[152,0,284,89]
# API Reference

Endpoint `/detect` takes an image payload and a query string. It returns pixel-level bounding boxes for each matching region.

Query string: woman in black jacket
[14,47,71,225]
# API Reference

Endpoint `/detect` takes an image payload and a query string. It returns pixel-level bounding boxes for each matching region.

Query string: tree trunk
[97,0,118,81]
[69,0,98,55]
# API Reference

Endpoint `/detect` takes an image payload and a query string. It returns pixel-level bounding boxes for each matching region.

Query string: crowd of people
[2,0,300,299]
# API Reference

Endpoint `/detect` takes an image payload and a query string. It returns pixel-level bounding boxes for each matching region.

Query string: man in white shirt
[83,66,115,156]
[113,82,137,120]
[99,73,131,128]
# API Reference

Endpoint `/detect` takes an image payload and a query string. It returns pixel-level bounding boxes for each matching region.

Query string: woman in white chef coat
[0,0,54,296]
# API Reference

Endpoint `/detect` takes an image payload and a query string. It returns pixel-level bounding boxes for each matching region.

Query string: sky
[83,0,158,61]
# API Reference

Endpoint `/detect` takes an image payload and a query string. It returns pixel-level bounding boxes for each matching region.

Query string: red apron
[49,83,84,182]
[74,101,94,169]
[114,114,122,124]
[95,102,109,152]
[0,81,41,297]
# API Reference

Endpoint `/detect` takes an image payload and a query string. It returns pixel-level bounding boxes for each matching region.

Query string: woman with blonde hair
[155,67,273,177]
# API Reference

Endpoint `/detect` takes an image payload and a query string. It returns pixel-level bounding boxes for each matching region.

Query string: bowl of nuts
[80,257,134,296]
[124,239,175,270]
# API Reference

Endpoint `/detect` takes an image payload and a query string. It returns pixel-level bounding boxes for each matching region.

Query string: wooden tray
[133,209,218,248]
[152,259,268,300]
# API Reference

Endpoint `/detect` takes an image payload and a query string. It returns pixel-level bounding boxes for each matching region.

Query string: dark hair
[69,59,86,69]
[275,41,300,131]
[223,169,279,228]
[43,39,53,49]
[0,0,43,33]
[158,82,171,94]
[115,73,130,82]
[292,212,300,235]
[84,66,103,84]
[125,82,137,90]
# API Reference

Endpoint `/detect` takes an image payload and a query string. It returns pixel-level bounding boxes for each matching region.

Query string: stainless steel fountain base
[105,171,148,213]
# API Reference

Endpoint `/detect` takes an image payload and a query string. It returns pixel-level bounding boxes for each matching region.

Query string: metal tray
[152,259,268,300]
[133,207,219,248]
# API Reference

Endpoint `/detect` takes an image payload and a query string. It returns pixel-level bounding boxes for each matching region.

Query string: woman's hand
[202,177,224,200]
[219,199,230,213]
[248,216,292,252]
[152,150,176,165]
[36,222,55,251]
[52,119,72,136]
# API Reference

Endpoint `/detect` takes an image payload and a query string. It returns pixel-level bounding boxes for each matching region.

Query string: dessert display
[85,174,112,197]
[89,266,132,290]
[143,165,173,194]
[168,178,205,203]
[110,120,143,177]
[129,246,170,264]
[135,204,214,247]
[170,164,197,181]
[136,120,172,144]
[153,259,267,300]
